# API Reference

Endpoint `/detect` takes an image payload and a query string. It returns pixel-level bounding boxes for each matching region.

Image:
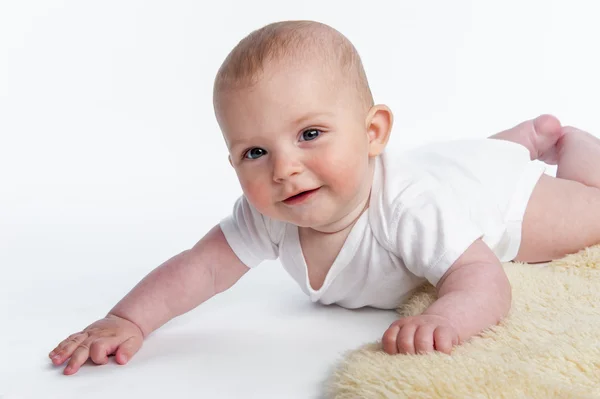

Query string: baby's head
[213,20,393,232]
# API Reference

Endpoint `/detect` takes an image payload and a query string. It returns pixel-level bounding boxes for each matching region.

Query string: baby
[49,20,600,375]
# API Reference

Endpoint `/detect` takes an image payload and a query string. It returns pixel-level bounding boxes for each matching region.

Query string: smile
[283,187,321,205]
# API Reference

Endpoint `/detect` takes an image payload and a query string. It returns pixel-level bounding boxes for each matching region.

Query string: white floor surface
[2,254,398,399]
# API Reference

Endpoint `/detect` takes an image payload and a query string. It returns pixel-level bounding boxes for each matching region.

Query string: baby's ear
[228,155,233,167]
[365,104,393,157]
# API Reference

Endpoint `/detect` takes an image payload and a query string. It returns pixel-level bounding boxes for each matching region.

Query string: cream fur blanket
[326,246,600,398]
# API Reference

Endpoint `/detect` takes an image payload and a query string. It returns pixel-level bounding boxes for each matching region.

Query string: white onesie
[219,139,547,310]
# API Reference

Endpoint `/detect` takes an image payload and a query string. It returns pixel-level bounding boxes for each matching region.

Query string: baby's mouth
[289,190,309,199]
[283,187,320,204]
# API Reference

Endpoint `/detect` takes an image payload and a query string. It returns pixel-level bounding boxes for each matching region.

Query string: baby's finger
[50,332,88,365]
[63,339,93,375]
[389,316,416,329]
[413,324,436,354]
[89,338,117,365]
[396,324,418,355]
[49,332,83,356]
[382,325,401,354]
[433,326,456,354]
[115,335,143,365]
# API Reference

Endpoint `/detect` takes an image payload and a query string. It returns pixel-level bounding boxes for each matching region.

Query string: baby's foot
[528,114,563,164]
[490,114,563,163]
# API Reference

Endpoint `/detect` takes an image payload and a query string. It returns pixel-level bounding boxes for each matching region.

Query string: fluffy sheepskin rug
[326,246,600,399]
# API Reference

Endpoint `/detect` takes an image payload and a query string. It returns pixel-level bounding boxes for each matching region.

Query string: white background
[2,1,600,398]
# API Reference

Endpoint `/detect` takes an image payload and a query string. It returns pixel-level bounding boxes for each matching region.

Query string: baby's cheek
[240,177,271,210]
[322,151,365,194]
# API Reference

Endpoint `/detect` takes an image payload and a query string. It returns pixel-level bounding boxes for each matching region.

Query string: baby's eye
[244,148,267,160]
[300,129,322,141]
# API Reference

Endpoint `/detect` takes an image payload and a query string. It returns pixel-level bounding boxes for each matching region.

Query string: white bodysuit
[219,139,547,310]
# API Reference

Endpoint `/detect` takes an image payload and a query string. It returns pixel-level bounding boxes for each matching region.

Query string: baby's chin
[265,208,335,229]
[273,213,327,228]
[286,212,353,232]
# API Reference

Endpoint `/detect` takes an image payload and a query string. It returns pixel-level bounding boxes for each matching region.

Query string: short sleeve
[389,186,483,286]
[219,195,283,268]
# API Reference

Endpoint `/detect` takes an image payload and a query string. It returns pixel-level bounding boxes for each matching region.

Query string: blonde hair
[213,20,374,111]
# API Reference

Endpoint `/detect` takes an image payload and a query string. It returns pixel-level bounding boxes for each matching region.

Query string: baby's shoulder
[229,195,288,244]
[368,153,442,237]
[373,150,440,204]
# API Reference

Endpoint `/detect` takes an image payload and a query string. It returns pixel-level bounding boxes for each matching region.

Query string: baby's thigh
[514,174,600,263]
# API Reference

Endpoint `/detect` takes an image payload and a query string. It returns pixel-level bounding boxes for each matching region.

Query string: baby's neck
[313,192,371,235]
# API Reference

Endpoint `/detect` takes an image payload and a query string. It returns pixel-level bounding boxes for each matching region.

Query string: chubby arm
[110,224,250,338]
[50,224,251,375]
[423,239,511,341]
[382,239,511,354]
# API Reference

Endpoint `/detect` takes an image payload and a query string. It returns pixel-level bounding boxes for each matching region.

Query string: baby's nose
[272,153,303,182]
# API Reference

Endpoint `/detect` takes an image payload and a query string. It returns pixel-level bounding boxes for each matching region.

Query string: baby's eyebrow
[291,111,334,127]
[228,138,249,152]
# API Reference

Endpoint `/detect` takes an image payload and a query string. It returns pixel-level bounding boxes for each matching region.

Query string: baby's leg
[492,118,600,262]
[554,126,600,188]
[514,174,600,263]
[513,124,600,262]
[489,114,563,164]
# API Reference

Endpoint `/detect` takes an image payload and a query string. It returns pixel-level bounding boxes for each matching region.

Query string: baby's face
[215,61,374,231]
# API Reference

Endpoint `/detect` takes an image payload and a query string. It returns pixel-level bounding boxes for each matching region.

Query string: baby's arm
[49,224,250,374]
[382,239,511,355]
[110,224,249,336]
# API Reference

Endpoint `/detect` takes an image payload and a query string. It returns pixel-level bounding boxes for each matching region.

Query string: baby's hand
[48,314,144,375]
[382,314,459,355]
